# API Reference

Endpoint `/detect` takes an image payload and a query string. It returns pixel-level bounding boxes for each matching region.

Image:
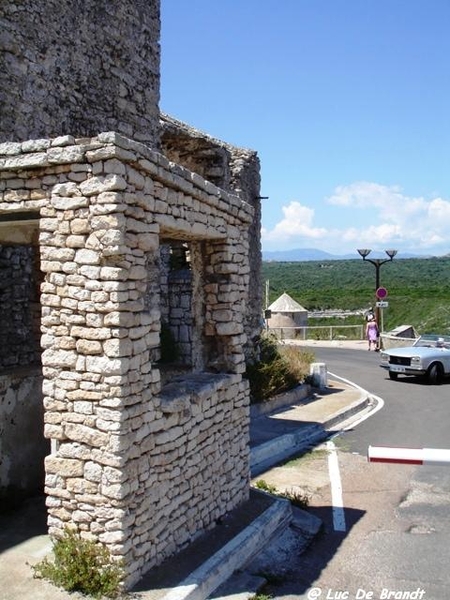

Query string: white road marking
[324,372,385,531]
[328,370,385,430]
[326,440,346,532]
[318,370,386,532]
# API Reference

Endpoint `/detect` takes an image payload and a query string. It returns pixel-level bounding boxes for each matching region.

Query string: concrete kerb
[211,386,372,600]
[210,506,323,600]
[250,391,371,477]
[140,495,293,600]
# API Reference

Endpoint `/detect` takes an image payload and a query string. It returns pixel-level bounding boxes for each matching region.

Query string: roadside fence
[267,324,364,342]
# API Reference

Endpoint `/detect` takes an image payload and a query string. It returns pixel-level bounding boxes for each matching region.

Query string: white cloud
[428,197,450,222]
[341,223,403,245]
[330,184,450,250]
[262,182,450,255]
[262,201,327,242]
[327,181,404,208]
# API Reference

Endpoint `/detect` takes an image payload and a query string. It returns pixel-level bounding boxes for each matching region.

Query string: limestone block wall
[0,132,255,586]
[129,372,249,576]
[0,0,160,146]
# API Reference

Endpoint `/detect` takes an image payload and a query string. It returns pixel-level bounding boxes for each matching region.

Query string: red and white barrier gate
[368,446,450,466]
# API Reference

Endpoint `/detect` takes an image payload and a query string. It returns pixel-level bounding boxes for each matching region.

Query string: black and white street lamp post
[357,248,397,331]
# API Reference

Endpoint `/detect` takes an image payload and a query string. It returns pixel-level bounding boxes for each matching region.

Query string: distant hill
[262,248,429,262]
[263,248,341,261]
[262,255,450,334]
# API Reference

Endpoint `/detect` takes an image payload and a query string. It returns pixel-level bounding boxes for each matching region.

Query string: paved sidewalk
[250,378,370,476]
[288,339,368,351]
[0,344,371,600]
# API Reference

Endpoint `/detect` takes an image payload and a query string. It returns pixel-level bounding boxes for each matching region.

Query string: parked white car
[380,334,450,384]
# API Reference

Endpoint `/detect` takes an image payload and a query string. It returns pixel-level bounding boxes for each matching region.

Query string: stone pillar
[39,170,160,581]
[204,238,250,374]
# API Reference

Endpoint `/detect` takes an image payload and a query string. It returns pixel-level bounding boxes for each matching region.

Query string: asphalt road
[257,347,450,600]
[314,347,450,450]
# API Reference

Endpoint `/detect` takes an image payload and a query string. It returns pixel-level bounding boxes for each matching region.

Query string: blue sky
[160,1,450,257]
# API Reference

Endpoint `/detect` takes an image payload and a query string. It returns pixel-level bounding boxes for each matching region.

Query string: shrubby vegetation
[263,257,450,334]
[245,334,315,403]
[32,528,124,598]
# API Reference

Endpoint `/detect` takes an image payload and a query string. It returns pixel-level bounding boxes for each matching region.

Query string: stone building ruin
[0,0,262,588]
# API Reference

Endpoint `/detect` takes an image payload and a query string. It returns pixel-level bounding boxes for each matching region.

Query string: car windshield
[413,334,450,348]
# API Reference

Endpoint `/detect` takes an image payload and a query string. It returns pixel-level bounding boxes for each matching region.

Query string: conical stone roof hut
[267,292,308,338]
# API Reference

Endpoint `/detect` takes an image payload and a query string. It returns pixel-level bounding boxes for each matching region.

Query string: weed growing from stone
[32,528,124,598]
[281,488,310,508]
[253,480,310,508]
[254,479,278,494]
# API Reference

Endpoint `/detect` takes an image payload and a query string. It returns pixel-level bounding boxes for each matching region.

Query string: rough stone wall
[166,268,193,364]
[0,1,160,146]
[0,132,253,586]
[160,115,263,362]
[158,242,193,366]
[0,245,42,369]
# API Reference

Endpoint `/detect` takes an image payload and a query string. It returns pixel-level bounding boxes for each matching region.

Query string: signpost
[357,248,397,338]
[375,288,388,333]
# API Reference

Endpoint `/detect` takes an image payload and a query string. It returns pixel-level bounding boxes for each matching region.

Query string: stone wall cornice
[0,132,254,224]
[160,113,258,158]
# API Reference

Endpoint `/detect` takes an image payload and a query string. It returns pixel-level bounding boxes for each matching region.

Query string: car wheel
[389,371,398,380]
[427,363,443,385]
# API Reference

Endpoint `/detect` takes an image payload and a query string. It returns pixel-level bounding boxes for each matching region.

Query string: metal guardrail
[379,333,418,349]
[267,324,364,341]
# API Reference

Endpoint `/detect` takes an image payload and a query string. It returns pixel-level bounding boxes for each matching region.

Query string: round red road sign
[376,287,388,299]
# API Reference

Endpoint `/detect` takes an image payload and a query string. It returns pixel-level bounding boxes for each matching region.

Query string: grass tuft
[253,480,310,509]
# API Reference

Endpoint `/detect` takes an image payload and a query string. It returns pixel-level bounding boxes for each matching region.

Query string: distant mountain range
[262,248,431,262]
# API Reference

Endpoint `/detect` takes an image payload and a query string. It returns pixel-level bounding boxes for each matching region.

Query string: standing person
[366,317,379,351]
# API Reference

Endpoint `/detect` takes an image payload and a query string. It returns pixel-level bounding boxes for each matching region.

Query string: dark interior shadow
[0,495,47,554]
